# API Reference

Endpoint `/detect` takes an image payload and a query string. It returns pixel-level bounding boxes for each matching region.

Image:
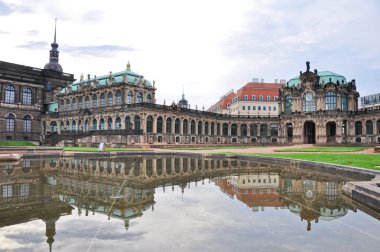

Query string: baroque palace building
[1,26,380,146]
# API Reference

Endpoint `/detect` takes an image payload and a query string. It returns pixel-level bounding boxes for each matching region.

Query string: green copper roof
[287,71,347,87]
[61,69,153,94]
[47,102,58,112]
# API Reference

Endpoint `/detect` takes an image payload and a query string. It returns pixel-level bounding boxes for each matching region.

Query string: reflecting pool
[0,155,379,252]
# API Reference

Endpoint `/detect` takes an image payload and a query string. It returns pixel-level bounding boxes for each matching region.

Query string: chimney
[280,79,286,84]
[252,78,259,83]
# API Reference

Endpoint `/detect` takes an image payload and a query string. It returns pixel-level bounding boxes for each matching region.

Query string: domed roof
[287,71,347,87]
[44,62,63,72]
[178,93,188,107]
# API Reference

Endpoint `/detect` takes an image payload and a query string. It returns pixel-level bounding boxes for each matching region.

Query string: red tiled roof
[208,82,283,111]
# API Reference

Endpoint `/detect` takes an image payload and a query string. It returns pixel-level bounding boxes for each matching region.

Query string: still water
[0,155,379,252]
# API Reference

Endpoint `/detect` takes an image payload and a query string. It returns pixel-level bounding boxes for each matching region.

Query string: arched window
[66,99,70,111]
[72,98,76,110]
[99,118,105,130]
[217,123,220,135]
[146,116,153,133]
[325,91,336,110]
[107,118,112,129]
[78,97,83,109]
[100,93,105,107]
[50,121,57,132]
[191,120,196,134]
[115,117,121,129]
[231,124,237,136]
[285,95,293,113]
[303,91,316,112]
[166,118,172,133]
[136,92,143,103]
[366,120,373,135]
[92,119,97,130]
[259,95,263,101]
[125,116,132,129]
[204,122,209,135]
[271,124,278,136]
[377,119,380,134]
[175,118,180,134]
[134,115,141,130]
[6,114,15,132]
[92,94,98,108]
[66,121,70,130]
[60,100,65,111]
[250,124,258,136]
[84,120,89,131]
[260,124,268,137]
[23,115,32,132]
[211,122,215,135]
[157,117,163,133]
[341,93,348,111]
[22,88,32,105]
[84,96,89,108]
[198,121,202,135]
[147,94,152,103]
[127,91,133,104]
[355,121,362,135]
[107,92,113,106]
[183,119,188,134]
[78,120,82,131]
[72,120,76,131]
[116,90,122,105]
[60,121,64,131]
[240,124,247,136]
[5,85,15,103]
[223,123,228,136]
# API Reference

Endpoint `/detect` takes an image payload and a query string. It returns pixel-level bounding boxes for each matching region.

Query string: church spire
[44,18,63,72]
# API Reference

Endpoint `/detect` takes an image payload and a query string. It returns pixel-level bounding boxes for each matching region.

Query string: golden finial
[126,61,131,71]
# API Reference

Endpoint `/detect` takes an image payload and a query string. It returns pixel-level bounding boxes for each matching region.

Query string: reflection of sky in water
[1,181,380,252]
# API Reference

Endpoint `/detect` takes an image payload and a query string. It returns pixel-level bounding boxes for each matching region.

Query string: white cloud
[1,0,379,107]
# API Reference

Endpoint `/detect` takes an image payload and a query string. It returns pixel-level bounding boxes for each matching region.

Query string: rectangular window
[242,106,245,110]
[274,106,276,111]
[253,106,256,110]
[269,106,271,111]
[248,106,251,110]
[267,96,270,101]
[258,106,261,110]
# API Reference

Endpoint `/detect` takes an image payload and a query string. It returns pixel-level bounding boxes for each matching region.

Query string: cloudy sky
[1,0,379,108]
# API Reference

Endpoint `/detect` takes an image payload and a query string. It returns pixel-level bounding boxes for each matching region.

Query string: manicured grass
[231,152,380,170]
[0,141,36,146]
[275,146,370,152]
[64,147,150,152]
[168,145,264,150]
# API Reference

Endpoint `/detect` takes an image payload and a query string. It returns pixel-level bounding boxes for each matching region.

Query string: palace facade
[1,26,380,146]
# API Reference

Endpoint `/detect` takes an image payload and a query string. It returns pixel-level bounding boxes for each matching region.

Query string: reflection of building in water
[0,160,73,252]
[280,177,357,231]
[215,173,284,210]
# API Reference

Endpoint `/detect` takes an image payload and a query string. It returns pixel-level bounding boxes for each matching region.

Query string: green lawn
[63,147,150,152]
[0,141,36,146]
[275,146,370,152]
[168,145,264,150]
[231,152,380,170]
